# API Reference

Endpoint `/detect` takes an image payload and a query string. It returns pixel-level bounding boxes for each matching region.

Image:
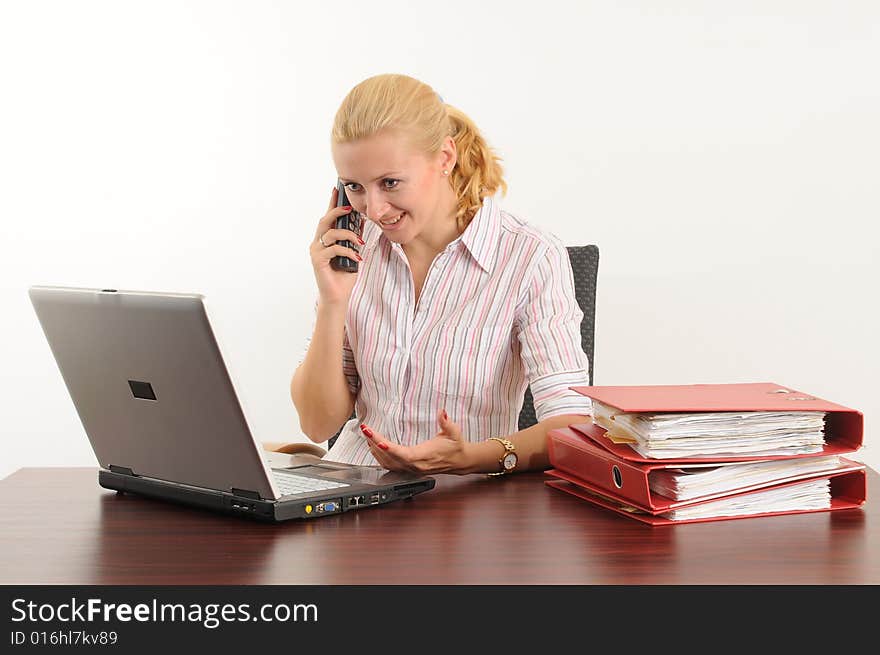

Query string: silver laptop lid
[29,286,281,500]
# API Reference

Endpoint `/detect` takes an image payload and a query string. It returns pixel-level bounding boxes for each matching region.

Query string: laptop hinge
[109,465,135,476]
[231,488,262,500]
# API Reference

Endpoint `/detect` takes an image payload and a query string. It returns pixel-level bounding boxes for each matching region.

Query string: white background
[1,1,877,480]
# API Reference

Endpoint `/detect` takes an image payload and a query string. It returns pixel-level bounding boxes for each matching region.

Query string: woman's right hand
[310,186,365,307]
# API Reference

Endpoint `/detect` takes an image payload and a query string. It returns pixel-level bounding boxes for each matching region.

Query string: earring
[442,170,449,176]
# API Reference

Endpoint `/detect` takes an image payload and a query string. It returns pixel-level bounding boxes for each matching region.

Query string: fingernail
[442,410,448,421]
[343,205,352,211]
[354,254,363,262]
[378,442,389,450]
[357,237,365,245]
[360,424,374,438]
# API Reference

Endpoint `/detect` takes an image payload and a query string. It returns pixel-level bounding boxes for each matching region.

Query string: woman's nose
[364,193,390,221]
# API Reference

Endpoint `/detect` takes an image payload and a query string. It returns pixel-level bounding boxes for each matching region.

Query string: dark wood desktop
[1,460,876,585]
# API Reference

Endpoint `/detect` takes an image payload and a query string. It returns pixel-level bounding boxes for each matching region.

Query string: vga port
[316,500,341,513]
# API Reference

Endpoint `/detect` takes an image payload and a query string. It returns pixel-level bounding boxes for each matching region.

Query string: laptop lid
[29,285,284,500]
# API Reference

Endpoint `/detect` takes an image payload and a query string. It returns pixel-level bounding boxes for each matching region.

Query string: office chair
[268,244,599,455]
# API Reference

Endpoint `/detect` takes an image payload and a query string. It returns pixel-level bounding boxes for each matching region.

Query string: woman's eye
[343,179,399,192]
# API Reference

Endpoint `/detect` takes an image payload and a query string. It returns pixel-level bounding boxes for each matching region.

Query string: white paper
[592,400,826,459]
[648,455,844,501]
[665,478,831,521]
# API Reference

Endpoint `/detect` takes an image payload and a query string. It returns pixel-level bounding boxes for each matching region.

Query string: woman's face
[332,128,456,245]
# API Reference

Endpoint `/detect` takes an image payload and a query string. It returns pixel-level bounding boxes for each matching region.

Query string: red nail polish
[442,410,449,421]
[378,442,389,450]
[361,424,374,438]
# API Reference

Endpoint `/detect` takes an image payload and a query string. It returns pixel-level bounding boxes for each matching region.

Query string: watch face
[502,452,517,470]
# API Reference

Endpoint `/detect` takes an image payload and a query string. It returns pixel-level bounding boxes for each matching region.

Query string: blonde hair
[331,73,508,231]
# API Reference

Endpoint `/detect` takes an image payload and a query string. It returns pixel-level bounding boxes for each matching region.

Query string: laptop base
[98,469,435,523]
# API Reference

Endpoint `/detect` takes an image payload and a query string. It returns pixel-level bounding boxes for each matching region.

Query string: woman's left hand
[360,410,474,475]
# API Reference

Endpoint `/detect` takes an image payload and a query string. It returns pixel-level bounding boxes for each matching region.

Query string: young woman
[291,73,591,476]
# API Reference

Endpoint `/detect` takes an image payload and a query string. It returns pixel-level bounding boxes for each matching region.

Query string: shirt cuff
[530,369,593,422]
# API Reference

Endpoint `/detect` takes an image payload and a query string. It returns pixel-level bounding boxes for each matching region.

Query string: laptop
[28,285,436,522]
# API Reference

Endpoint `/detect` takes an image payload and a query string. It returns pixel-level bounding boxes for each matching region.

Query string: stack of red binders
[545,382,866,525]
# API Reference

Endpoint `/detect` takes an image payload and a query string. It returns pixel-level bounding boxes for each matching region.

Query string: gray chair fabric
[327,244,599,447]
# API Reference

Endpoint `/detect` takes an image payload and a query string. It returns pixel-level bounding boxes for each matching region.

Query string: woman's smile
[378,211,407,230]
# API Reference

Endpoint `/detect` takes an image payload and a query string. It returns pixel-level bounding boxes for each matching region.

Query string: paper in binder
[570,382,863,461]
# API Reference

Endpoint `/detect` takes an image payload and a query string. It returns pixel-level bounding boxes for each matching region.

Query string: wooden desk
[0,464,876,584]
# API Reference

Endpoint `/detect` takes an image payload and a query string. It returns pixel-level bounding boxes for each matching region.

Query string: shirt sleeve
[296,300,361,396]
[341,327,360,395]
[515,239,592,420]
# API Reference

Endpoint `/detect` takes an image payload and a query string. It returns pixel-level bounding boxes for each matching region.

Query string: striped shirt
[303,195,592,466]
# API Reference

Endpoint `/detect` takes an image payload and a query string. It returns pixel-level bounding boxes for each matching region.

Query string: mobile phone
[332,180,360,273]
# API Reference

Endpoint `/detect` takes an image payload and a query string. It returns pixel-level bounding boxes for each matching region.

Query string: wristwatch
[487,437,518,477]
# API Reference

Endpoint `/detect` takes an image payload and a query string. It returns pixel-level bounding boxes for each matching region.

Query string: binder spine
[830,468,867,505]
[825,410,864,452]
[548,429,654,507]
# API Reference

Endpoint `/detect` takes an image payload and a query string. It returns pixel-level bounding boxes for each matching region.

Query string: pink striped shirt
[306,196,591,466]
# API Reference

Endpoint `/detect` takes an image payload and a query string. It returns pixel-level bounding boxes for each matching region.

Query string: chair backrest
[517,244,599,430]
[327,244,599,447]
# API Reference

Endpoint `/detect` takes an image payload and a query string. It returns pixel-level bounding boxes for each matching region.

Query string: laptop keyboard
[271,470,350,496]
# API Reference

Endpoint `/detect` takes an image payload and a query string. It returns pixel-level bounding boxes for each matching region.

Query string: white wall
[1,1,877,479]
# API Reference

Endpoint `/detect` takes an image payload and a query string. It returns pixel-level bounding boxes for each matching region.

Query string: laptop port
[370,493,380,505]
[315,500,341,513]
[394,482,432,497]
[348,495,365,507]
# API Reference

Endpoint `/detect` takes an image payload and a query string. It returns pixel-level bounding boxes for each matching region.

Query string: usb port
[370,493,380,505]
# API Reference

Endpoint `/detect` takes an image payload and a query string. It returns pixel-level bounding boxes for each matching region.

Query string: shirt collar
[369,195,502,273]
[458,195,501,274]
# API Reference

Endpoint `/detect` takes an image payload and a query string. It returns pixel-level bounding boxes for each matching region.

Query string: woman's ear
[440,135,457,174]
